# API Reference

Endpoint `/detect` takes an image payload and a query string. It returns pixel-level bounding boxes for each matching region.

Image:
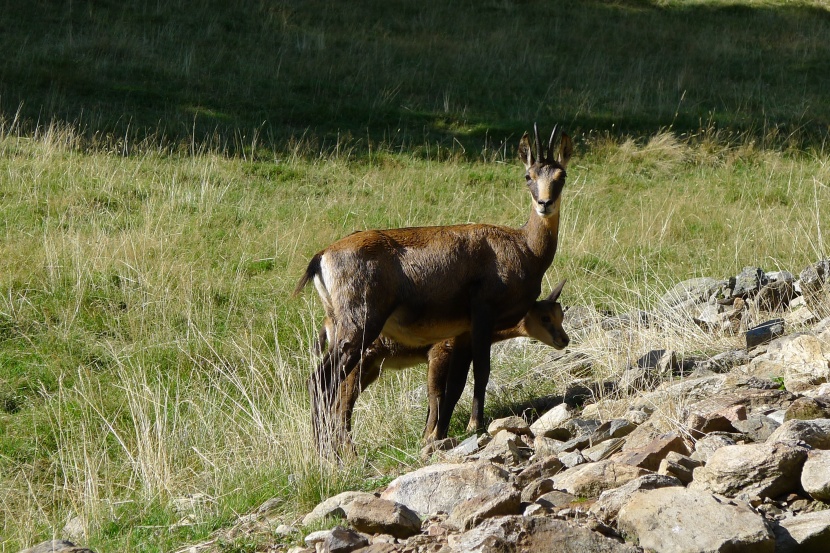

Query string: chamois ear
[547,279,566,302]
[557,133,573,169]
[518,132,534,169]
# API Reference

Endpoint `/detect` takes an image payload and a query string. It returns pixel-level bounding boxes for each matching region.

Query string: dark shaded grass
[2,0,830,154]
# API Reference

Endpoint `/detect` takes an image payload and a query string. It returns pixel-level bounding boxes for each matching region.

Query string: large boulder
[344,495,421,538]
[552,460,651,498]
[689,442,808,499]
[380,462,511,516]
[618,488,774,553]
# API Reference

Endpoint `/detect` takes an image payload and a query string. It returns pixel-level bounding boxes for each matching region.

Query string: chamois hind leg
[336,350,381,439]
[423,341,453,442]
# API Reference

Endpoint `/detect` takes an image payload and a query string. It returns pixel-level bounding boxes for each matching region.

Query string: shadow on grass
[2,0,829,154]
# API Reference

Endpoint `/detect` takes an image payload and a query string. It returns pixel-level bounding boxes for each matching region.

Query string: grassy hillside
[1,1,829,551]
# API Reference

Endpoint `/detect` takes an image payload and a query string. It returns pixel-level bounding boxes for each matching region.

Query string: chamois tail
[294,252,323,297]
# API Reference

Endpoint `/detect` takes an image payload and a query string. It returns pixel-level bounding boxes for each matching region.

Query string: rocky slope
[27,259,830,553]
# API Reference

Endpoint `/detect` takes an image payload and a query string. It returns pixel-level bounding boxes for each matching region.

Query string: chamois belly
[381,309,470,348]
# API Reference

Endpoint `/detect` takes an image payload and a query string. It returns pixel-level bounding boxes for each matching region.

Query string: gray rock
[520,477,555,503]
[661,277,724,307]
[302,491,376,526]
[800,449,830,501]
[345,495,421,539]
[618,488,774,553]
[19,542,94,553]
[731,266,768,298]
[745,318,785,349]
[514,455,564,488]
[694,349,750,373]
[447,515,640,553]
[589,473,682,524]
[768,418,830,449]
[449,434,480,457]
[691,432,738,463]
[590,419,638,446]
[446,482,521,531]
[746,330,830,392]
[477,430,528,465]
[487,416,530,436]
[320,526,369,553]
[552,460,650,498]
[657,452,701,485]
[731,413,781,442]
[689,441,808,500]
[559,449,587,468]
[584,438,626,462]
[380,462,511,516]
[529,403,574,438]
[774,509,830,553]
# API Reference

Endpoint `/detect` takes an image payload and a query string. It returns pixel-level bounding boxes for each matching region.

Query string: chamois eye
[541,316,551,324]
[525,174,532,181]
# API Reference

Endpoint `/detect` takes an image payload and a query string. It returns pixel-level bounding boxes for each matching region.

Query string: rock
[589,473,682,524]
[552,460,651,498]
[689,441,809,500]
[784,396,830,421]
[800,450,830,501]
[380,462,511,516]
[583,438,626,462]
[558,449,587,468]
[445,482,522,531]
[799,258,830,317]
[531,436,566,457]
[747,331,830,392]
[529,403,574,438]
[62,516,85,542]
[320,526,369,553]
[731,413,781,442]
[536,490,579,509]
[694,349,750,373]
[768,418,830,449]
[660,277,724,307]
[618,488,774,553]
[520,477,555,503]
[774,509,830,552]
[487,416,530,436]
[448,434,479,457]
[731,266,768,298]
[19,542,94,553]
[344,495,421,539]
[303,491,376,526]
[477,430,528,465]
[755,280,795,311]
[657,452,701,485]
[611,433,689,471]
[746,318,786,349]
[691,432,738,463]
[589,419,638,446]
[420,437,459,458]
[514,454,563,488]
[447,515,640,553]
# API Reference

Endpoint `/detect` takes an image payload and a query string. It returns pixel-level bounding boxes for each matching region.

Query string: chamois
[295,127,572,452]
[326,281,568,445]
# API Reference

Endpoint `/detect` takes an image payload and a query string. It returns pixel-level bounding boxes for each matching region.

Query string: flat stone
[303,491,376,526]
[589,473,682,524]
[732,413,781,442]
[529,403,574,438]
[445,482,522,531]
[487,416,531,436]
[515,455,563,488]
[801,449,830,501]
[611,433,689,471]
[746,319,785,349]
[768,418,830,449]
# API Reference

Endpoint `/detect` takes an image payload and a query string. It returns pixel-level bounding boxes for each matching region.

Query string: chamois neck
[521,200,561,264]
[493,321,526,342]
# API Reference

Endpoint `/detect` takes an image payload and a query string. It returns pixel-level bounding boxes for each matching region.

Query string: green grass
[1,0,830,551]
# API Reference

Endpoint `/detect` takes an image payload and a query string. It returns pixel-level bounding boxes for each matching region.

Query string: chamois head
[518,125,573,218]
[523,279,569,349]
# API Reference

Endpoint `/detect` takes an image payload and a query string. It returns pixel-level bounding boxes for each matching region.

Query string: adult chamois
[326,281,569,446]
[295,126,572,452]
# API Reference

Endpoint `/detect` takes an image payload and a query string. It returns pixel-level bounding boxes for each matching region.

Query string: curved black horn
[547,125,558,161]
[547,279,567,302]
[533,122,540,164]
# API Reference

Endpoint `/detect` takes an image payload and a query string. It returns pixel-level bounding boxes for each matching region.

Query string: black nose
[538,199,553,209]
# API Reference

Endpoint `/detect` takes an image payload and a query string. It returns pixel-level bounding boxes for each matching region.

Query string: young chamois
[295,127,573,452]
[325,281,568,445]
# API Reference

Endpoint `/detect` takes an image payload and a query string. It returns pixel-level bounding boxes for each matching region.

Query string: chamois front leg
[423,340,454,442]
[468,305,495,433]
[429,336,473,441]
